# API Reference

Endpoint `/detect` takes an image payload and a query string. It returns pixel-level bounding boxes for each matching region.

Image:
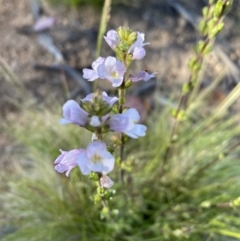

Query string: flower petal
[54,149,82,176]
[62,100,88,126]
[92,57,105,70]
[87,141,115,174]
[100,175,114,188]
[143,72,157,81]
[102,91,118,106]
[83,69,98,81]
[87,141,107,157]
[97,64,107,79]
[77,151,91,175]
[124,124,147,138]
[128,32,145,52]
[123,108,140,122]
[54,149,66,164]
[107,76,124,87]
[104,56,117,71]
[131,71,146,82]
[115,60,126,74]
[104,30,120,49]
[81,93,94,103]
[101,152,115,174]
[109,114,133,132]
[131,71,157,82]
[132,47,146,60]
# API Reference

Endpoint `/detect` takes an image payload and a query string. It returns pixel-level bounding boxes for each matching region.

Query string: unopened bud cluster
[185,0,233,95]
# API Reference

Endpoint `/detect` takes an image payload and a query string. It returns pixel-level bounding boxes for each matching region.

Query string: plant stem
[97,174,107,208]
[160,0,232,176]
[119,133,125,186]
[118,53,128,186]
[118,85,126,186]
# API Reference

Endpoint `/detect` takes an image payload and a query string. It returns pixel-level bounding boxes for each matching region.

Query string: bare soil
[0,0,240,162]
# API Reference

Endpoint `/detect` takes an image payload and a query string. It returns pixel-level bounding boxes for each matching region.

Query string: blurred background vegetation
[47,0,105,8]
[1,0,240,240]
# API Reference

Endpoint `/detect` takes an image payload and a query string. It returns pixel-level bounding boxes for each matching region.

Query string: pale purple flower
[83,57,105,81]
[128,32,149,60]
[82,91,118,107]
[104,30,120,50]
[100,175,114,188]
[54,149,83,176]
[59,100,88,126]
[131,71,157,82]
[83,57,126,87]
[33,17,56,32]
[97,57,126,87]
[77,141,115,175]
[109,108,147,138]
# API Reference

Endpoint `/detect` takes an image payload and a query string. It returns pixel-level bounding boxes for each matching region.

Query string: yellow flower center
[91,153,101,163]
[111,71,118,78]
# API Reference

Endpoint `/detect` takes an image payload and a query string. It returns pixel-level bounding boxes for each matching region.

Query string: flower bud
[127,32,137,45]
[125,78,133,88]
[124,27,132,40]
[89,172,99,181]
[117,27,126,40]
[97,186,106,196]
[126,54,133,67]
[80,91,113,116]
[118,42,129,53]
[117,26,132,41]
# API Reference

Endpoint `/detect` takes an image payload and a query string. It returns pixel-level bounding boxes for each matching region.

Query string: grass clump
[1,99,240,240]
[46,0,104,8]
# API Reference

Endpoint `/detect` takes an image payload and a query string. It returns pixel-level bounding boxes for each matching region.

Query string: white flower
[77,141,115,175]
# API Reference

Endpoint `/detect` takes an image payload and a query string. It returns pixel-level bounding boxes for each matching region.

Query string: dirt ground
[0,0,240,165]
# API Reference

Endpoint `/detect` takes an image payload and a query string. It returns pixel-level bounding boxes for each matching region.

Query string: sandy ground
[0,0,240,165]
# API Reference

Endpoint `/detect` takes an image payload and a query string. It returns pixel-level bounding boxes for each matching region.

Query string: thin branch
[160,0,232,176]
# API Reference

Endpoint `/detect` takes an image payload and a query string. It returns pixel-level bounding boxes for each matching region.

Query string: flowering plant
[54,27,156,209]
[2,1,240,241]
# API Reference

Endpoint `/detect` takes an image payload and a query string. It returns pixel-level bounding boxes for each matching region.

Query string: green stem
[160,0,232,176]
[117,52,128,186]
[118,85,126,186]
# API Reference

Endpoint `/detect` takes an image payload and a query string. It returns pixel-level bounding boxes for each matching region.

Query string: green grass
[1,95,240,240]
[1,0,240,239]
